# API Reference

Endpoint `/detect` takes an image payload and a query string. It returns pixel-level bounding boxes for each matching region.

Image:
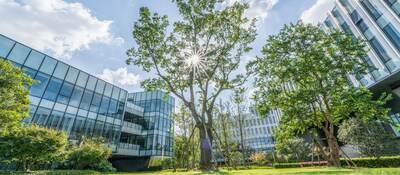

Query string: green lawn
[108,167,400,175]
[2,167,400,175]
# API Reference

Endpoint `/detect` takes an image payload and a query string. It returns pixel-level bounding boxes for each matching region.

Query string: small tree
[0,125,68,171]
[250,22,391,166]
[0,59,34,135]
[66,139,115,172]
[338,118,400,158]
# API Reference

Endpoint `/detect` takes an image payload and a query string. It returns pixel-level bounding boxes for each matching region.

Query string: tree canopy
[250,22,391,166]
[0,59,34,134]
[127,0,256,169]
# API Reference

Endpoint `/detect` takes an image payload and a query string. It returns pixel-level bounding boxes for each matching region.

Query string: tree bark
[199,125,213,170]
[323,124,341,167]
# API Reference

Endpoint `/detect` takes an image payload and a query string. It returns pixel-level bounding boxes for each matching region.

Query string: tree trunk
[323,125,341,167]
[199,125,213,170]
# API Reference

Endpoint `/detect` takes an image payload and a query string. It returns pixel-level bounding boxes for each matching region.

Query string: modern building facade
[321,0,400,135]
[0,34,174,171]
[229,108,280,153]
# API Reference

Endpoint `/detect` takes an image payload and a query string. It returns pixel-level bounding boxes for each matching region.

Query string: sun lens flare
[184,49,207,75]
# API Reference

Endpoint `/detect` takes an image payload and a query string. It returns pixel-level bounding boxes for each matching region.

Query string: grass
[2,167,400,175]
[108,167,400,175]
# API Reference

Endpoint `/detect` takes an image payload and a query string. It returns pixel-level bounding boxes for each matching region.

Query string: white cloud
[98,67,140,86]
[0,0,123,59]
[222,0,279,23]
[300,0,335,25]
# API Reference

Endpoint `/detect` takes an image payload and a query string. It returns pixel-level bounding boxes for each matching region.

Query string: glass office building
[321,0,400,135]
[0,34,175,171]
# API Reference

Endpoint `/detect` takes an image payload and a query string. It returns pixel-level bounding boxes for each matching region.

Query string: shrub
[250,152,267,165]
[340,156,400,168]
[272,162,301,168]
[65,139,115,172]
[0,125,68,171]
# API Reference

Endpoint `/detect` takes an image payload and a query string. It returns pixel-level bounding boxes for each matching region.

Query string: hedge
[272,163,301,168]
[341,156,400,168]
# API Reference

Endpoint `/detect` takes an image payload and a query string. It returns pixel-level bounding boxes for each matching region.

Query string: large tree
[127,0,256,169]
[250,22,391,166]
[0,59,34,135]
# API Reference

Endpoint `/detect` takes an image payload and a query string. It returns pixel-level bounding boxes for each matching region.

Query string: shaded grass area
[2,167,400,175]
[109,167,400,175]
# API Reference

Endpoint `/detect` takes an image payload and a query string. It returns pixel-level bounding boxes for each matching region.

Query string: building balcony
[114,143,140,156]
[124,101,144,116]
[121,121,142,135]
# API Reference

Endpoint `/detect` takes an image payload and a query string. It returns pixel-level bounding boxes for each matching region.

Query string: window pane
[76,71,89,87]
[39,56,57,75]
[32,107,51,126]
[80,90,94,110]
[95,80,105,94]
[8,43,30,64]
[47,110,64,129]
[65,67,79,83]
[22,66,37,79]
[86,76,97,90]
[99,96,110,114]
[104,83,112,97]
[24,50,44,69]
[112,87,120,99]
[69,86,84,107]
[84,118,96,136]
[90,93,102,112]
[53,62,69,79]
[57,82,74,104]
[31,72,50,97]
[71,116,85,137]
[60,113,75,133]
[0,35,15,58]
[43,77,63,101]
[108,99,117,118]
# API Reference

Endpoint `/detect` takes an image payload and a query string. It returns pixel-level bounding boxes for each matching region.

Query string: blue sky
[0,0,334,93]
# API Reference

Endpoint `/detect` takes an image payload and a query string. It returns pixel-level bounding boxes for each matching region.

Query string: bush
[272,162,301,168]
[0,125,68,171]
[340,156,400,168]
[65,139,115,172]
[250,152,267,165]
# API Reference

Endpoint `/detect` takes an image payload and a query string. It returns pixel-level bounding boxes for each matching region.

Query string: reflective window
[0,35,15,58]
[361,0,382,20]
[76,71,89,88]
[370,38,391,63]
[65,67,79,83]
[93,120,104,136]
[23,66,37,79]
[80,90,94,110]
[112,87,120,99]
[71,116,85,136]
[32,107,51,126]
[53,62,69,79]
[108,99,117,117]
[95,80,105,94]
[104,83,112,97]
[99,96,110,114]
[43,77,63,101]
[86,76,97,90]
[84,118,96,136]
[24,50,44,69]
[69,86,84,107]
[383,24,400,52]
[57,82,74,104]
[31,72,50,97]
[39,56,57,75]
[47,110,64,129]
[90,93,102,112]
[8,43,30,64]
[60,113,75,133]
